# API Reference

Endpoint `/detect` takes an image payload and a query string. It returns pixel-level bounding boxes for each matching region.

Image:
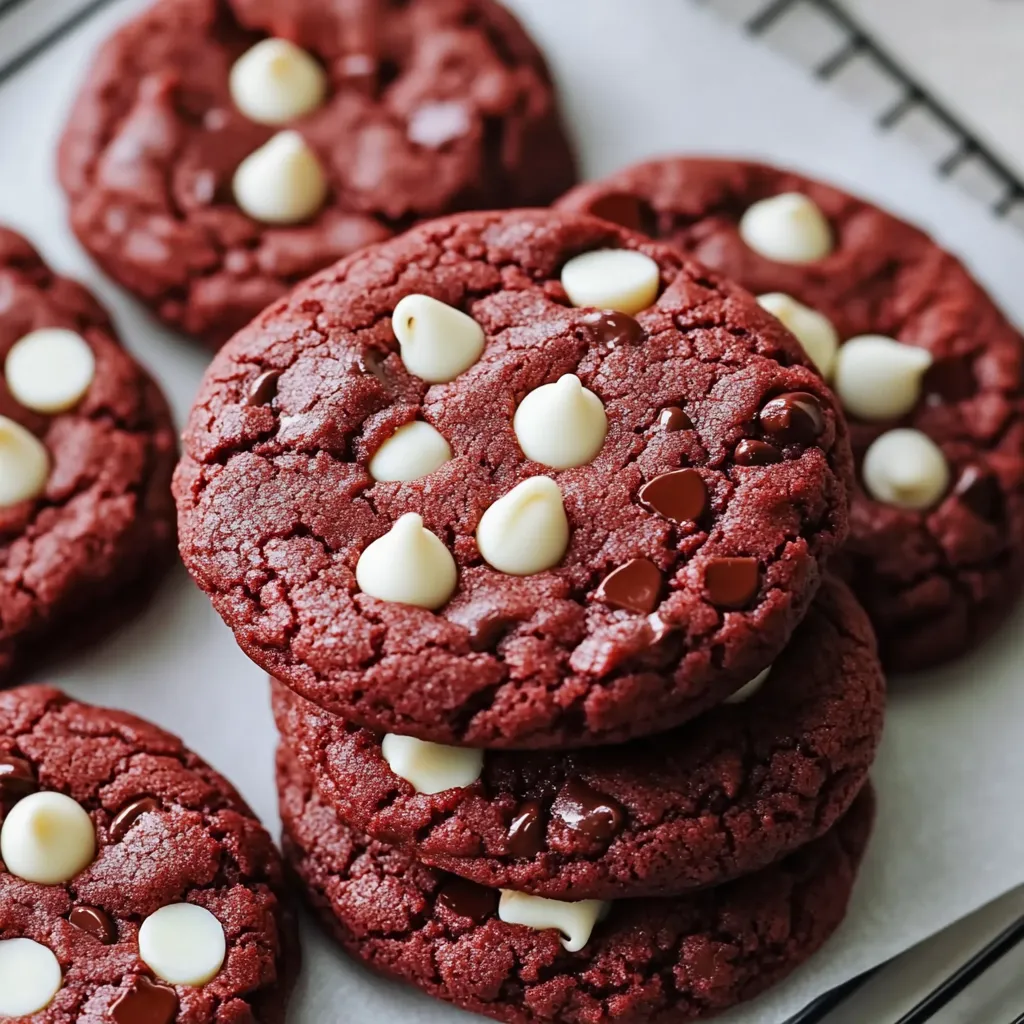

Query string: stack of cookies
[174,205,887,1021]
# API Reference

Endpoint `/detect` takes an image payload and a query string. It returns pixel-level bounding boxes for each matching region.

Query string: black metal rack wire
[2,0,1024,1020]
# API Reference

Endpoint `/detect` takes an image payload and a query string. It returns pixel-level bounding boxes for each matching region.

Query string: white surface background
[2,1,1024,1021]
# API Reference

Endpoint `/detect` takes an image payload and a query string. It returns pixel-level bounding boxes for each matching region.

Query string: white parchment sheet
[1,1,1023,1021]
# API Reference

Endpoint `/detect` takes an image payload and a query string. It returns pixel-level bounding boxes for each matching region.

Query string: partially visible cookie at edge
[58,0,578,349]
[0,227,177,684]
[174,208,852,748]
[0,684,296,1022]
[558,157,1024,670]
[278,745,873,1024]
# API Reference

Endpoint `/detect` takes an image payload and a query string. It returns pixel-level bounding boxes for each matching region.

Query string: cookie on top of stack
[174,205,884,1020]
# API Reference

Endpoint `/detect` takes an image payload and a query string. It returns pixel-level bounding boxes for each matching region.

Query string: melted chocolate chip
[436,878,498,922]
[110,796,160,842]
[585,192,645,232]
[734,438,782,466]
[245,370,281,407]
[581,309,646,349]
[924,354,976,404]
[658,406,693,432]
[595,558,662,614]
[955,465,1003,521]
[507,800,545,858]
[109,977,179,1024]
[69,905,117,944]
[465,611,518,652]
[0,755,37,799]
[759,392,825,445]
[639,469,708,523]
[704,557,760,609]
[552,778,624,842]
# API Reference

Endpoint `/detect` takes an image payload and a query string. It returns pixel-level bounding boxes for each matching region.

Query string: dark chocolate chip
[69,905,117,944]
[595,558,662,614]
[639,469,708,524]
[923,354,976,404]
[110,796,160,842]
[580,309,646,349]
[585,192,644,232]
[507,800,545,858]
[759,392,825,444]
[245,370,281,407]
[734,438,782,466]
[954,465,1003,521]
[552,778,624,842]
[0,755,37,799]
[704,557,759,609]
[658,406,693,432]
[109,977,179,1024]
[465,611,517,652]
[436,878,498,923]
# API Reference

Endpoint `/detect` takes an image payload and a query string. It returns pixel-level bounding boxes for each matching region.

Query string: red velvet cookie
[0,228,176,684]
[0,685,295,1022]
[558,158,1024,671]
[58,0,577,349]
[175,209,853,749]
[273,575,883,899]
[278,746,873,1023]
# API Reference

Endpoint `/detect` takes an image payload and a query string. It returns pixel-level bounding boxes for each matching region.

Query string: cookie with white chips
[0,228,176,683]
[0,685,295,1023]
[560,158,1024,670]
[174,209,853,749]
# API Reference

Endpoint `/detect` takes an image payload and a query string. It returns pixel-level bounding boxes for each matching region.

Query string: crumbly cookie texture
[175,208,852,749]
[559,157,1024,670]
[58,0,577,348]
[278,747,873,1024]
[0,685,295,1022]
[0,227,176,683]
[273,575,884,899]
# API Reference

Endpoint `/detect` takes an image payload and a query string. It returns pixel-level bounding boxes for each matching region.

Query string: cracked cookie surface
[58,0,577,349]
[0,684,295,1022]
[0,228,176,685]
[558,158,1024,670]
[273,575,884,899]
[278,747,873,1023]
[174,208,852,749]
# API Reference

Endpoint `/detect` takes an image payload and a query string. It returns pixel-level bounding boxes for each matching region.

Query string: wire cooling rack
[2,0,1024,1020]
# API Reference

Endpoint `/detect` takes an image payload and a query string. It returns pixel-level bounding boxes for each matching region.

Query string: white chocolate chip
[0,790,95,884]
[560,250,660,315]
[139,904,226,986]
[725,665,771,705]
[5,329,96,414]
[833,335,933,421]
[381,734,484,794]
[233,131,327,224]
[756,294,838,379]
[862,428,950,510]
[391,294,485,383]
[356,512,457,609]
[0,416,49,507]
[739,193,833,264]
[498,891,608,952]
[0,939,62,1016]
[369,421,452,482]
[229,39,326,125]
[513,374,608,469]
[476,477,569,576]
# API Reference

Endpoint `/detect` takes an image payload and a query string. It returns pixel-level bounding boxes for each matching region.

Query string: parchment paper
[1,2,1023,1021]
